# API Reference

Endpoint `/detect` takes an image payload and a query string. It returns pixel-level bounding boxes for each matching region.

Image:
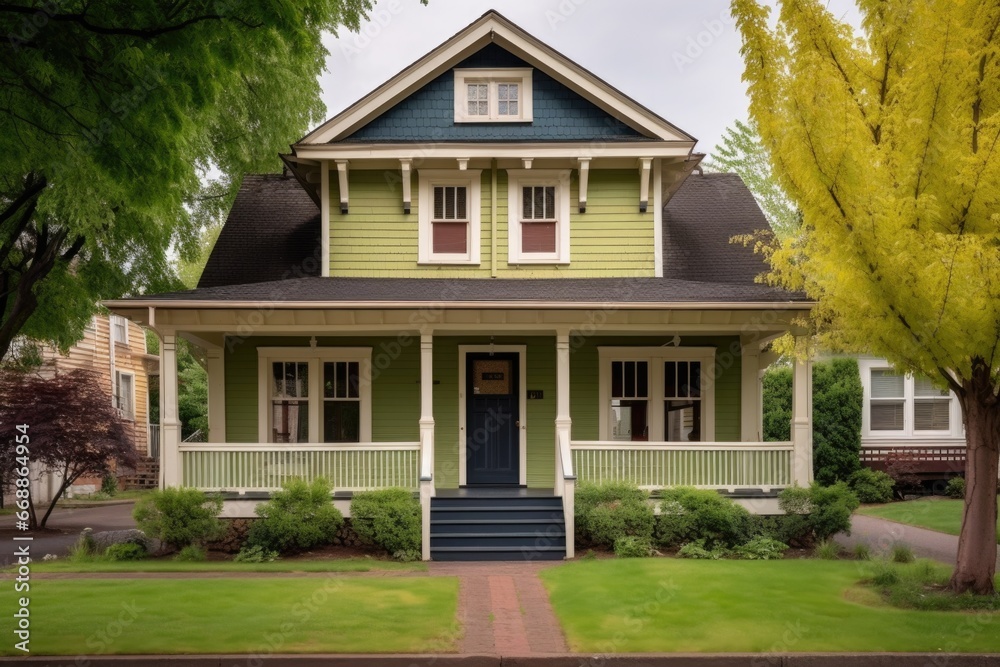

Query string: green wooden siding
[329,169,655,278]
[223,334,743,489]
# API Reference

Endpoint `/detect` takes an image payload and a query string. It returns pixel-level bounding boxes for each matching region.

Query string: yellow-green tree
[732,0,1000,594]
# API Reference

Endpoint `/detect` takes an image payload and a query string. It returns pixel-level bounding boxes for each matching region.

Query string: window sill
[417,260,481,266]
[508,259,570,266]
[454,116,533,124]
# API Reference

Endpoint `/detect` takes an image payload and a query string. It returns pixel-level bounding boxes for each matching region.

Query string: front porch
[121,304,814,560]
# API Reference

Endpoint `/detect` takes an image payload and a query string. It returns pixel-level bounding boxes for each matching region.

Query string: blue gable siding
[339,44,647,142]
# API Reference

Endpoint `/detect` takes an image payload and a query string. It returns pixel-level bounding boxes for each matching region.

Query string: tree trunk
[949,365,1000,595]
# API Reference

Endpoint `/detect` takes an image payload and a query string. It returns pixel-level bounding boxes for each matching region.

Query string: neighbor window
[599,347,716,442]
[111,315,128,345]
[258,348,372,444]
[507,170,571,263]
[454,68,533,122]
[418,170,482,264]
[114,370,135,421]
[863,363,958,436]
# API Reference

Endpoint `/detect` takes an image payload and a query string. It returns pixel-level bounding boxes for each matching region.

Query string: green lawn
[858,497,1000,542]
[541,559,1000,653]
[1,577,458,655]
[22,557,426,574]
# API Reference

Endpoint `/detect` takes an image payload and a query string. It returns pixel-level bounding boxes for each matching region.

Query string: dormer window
[454,69,533,123]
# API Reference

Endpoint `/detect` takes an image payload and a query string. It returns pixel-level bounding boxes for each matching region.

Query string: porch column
[740,340,761,441]
[419,333,435,561]
[161,333,182,487]
[206,347,225,443]
[791,335,813,486]
[555,332,572,493]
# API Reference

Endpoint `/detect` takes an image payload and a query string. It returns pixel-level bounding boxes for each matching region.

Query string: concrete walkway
[0,502,137,565]
[836,514,1000,570]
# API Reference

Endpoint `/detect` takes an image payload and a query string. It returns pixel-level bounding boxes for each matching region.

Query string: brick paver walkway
[429,561,568,655]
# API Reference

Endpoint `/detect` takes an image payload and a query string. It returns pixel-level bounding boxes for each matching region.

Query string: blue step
[429,494,566,561]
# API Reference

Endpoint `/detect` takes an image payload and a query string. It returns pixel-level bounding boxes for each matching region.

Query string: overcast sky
[318,0,861,157]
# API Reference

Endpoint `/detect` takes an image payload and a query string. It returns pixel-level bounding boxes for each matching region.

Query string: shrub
[762,359,863,485]
[68,529,98,561]
[133,487,224,550]
[350,487,421,556]
[614,536,653,558]
[246,478,344,554]
[849,468,895,504]
[732,536,788,560]
[174,544,207,562]
[779,482,859,542]
[657,487,751,549]
[883,450,922,497]
[814,539,841,560]
[853,543,872,560]
[891,543,915,563]
[945,476,966,499]
[104,543,146,561]
[392,549,422,562]
[233,544,279,563]
[868,559,900,586]
[677,539,727,559]
[101,475,118,497]
[575,482,654,547]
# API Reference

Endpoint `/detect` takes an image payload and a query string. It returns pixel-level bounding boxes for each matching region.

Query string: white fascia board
[294,142,694,161]
[298,13,696,146]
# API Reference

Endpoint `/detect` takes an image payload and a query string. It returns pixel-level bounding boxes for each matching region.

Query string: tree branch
[0,5,261,38]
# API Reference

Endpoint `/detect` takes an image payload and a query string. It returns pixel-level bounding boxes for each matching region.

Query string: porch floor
[436,487,557,498]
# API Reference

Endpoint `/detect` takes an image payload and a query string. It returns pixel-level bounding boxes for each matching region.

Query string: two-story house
[106,11,815,560]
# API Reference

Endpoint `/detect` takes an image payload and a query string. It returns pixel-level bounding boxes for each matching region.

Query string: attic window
[454,68,533,123]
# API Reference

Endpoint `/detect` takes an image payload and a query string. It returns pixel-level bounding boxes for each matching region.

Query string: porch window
[869,370,904,431]
[610,361,648,441]
[599,347,717,442]
[271,362,309,443]
[418,170,482,264]
[507,170,571,264]
[258,347,372,444]
[664,361,701,442]
[323,361,360,443]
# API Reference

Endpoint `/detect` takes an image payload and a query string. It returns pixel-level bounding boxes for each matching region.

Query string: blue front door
[466,352,520,485]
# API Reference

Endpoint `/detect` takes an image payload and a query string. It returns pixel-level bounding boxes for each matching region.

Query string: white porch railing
[179,443,420,492]
[570,441,794,490]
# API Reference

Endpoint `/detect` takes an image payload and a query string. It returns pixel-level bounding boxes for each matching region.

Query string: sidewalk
[835,514,1000,569]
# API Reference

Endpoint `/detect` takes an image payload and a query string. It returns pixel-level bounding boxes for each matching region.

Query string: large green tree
[0,0,378,360]
[733,0,1000,594]
[705,119,800,238]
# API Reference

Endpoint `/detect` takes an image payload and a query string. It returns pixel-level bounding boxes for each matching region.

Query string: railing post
[420,476,432,561]
[791,335,813,486]
[563,476,575,559]
[160,332,182,487]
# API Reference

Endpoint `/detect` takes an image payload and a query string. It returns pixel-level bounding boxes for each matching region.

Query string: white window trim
[859,359,962,439]
[457,345,528,487]
[454,68,533,123]
[506,169,571,265]
[114,370,136,421]
[417,169,482,265]
[597,347,716,442]
[110,314,129,346]
[257,347,372,444]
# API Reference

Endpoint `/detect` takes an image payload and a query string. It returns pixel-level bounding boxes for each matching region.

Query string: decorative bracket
[638,157,653,213]
[577,158,591,213]
[400,159,412,214]
[335,160,349,214]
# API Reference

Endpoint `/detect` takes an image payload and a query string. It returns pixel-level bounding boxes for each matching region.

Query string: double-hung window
[111,315,128,345]
[454,69,533,122]
[418,170,482,264]
[599,347,716,442]
[258,348,372,444]
[114,370,135,421]
[862,360,959,437]
[507,170,571,264]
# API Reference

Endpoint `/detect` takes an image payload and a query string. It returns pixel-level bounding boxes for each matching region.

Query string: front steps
[430,494,566,561]
[118,457,160,491]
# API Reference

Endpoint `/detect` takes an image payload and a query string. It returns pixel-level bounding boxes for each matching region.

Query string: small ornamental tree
[0,369,138,528]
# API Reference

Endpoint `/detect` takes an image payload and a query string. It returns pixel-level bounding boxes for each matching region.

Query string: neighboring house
[106,11,815,560]
[30,314,159,499]
[856,356,965,484]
